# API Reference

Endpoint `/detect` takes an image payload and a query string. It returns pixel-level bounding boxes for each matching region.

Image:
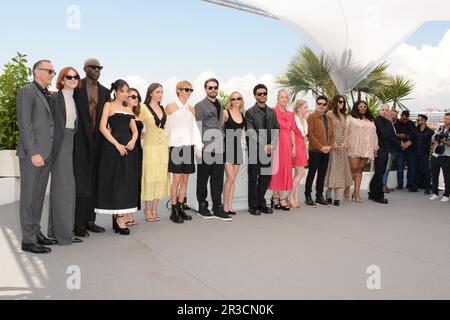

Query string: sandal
[153,211,160,222]
[144,211,154,222]
[126,220,138,226]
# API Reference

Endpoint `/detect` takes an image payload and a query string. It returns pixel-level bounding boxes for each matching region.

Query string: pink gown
[269,107,295,191]
[293,115,308,167]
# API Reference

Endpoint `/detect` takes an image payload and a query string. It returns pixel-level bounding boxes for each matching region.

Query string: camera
[435,132,448,141]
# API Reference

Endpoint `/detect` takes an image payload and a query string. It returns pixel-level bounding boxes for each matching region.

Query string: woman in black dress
[124,88,143,226]
[95,79,139,235]
[223,92,246,215]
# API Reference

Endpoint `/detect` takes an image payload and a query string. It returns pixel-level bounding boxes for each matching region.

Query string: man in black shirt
[369,104,400,203]
[394,110,417,191]
[245,84,279,215]
[414,114,434,194]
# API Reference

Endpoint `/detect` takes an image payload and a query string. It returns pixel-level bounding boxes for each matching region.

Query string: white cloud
[101,29,450,113]
[387,28,450,110]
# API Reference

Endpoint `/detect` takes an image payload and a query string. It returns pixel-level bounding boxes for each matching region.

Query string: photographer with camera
[429,113,450,203]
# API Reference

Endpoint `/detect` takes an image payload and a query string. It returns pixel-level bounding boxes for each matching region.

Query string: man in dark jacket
[73,58,110,237]
[245,84,279,215]
[369,104,401,203]
[394,110,417,191]
[414,114,434,194]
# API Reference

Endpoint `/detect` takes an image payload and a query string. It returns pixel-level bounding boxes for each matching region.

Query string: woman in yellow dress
[140,83,170,221]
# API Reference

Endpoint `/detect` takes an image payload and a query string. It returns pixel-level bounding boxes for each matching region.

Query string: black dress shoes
[22,242,51,254]
[372,198,388,204]
[72,237,83,244]
[86,221,106,233]
[258,205,273,214]
[305,196,317,207]
[74,226,90,238]
[37,232,57,246]
[248,208,261,216]
[316,197,331,207]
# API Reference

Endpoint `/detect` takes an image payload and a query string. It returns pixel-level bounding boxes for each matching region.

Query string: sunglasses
[179,88,194,93]
[207,86,219,91]
[317,102,327,106]
[256,92,268,97]
[230,97,242,102]
[338,100,345,104]
[38,68,56,75]
[88,65,103,71]
[65,75,80,81]
[359,104,367,108]
[129,95,139,100]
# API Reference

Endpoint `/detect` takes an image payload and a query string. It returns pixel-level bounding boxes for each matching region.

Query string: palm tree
[279,46,413,110]
[350,62,390,104]
[376,76,415,111]
[278,46,337,101]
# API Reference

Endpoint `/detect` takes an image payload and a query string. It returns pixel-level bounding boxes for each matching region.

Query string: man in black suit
[245,84,279,215]
[73,58,110,237]
[369,104,401,203]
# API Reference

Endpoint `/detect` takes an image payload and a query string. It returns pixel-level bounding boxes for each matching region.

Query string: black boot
[305,195,317,207]
[170,203,184,224]
[183,197,191,211]
[197,202,213,219]
[177,202,192,221]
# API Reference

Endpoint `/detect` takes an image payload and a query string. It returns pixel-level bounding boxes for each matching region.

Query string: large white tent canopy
[204,0,450,94]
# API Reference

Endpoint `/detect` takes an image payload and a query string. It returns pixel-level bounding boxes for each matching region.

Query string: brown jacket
[307,111,335,151]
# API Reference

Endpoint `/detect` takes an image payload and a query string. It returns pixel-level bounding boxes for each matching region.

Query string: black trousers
[75,196,96,228]
[431,156,450,197]
[369,149,388,200]
[248,161,272,209]
[305,151,330,198]
[415,153,431,190]
[196,153,224,207]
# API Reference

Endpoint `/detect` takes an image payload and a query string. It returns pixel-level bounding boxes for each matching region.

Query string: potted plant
[0,53,32,177]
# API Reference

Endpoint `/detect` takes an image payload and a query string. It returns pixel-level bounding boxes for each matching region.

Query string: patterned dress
[324,111,352,189]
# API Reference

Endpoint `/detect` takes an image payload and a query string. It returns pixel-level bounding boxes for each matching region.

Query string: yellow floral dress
[139,104,170,201]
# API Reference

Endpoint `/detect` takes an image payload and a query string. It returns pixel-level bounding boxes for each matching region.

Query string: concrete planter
[0,150,20,177]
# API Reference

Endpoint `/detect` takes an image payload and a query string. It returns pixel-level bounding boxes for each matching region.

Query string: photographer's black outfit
[415,125,434,193]
[431,126,450,197]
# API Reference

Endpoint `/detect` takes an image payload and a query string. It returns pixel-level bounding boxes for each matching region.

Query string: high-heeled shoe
[271,197,282,210]
[280,198,290,211]
[144,211,154,222]
[333,199,340,206]
[113,215,130,235]
[352,193,363,203]
[153,211,160,222]
[343,192,350,202]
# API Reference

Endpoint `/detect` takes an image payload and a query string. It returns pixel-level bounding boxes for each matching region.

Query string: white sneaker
[441,196,449,203]
[429,194,439,201]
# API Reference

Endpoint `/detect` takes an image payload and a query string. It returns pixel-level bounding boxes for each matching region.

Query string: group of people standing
[16,58,450,255]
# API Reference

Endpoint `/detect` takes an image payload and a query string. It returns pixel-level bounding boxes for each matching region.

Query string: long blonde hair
[293,99,307,116]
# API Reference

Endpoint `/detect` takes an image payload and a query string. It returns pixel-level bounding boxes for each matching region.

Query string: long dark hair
[128,87,142,116]
[330,95,347,121]
[110,79,129,106]
[144,83,163,109]
[351,100,374,121]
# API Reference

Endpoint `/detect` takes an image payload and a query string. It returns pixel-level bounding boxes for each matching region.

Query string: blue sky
[1,0,450,110]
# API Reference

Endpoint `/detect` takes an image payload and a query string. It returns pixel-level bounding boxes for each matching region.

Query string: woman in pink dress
[289,99,309,208]
[346,100,379,203]
[269,89,296,211]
